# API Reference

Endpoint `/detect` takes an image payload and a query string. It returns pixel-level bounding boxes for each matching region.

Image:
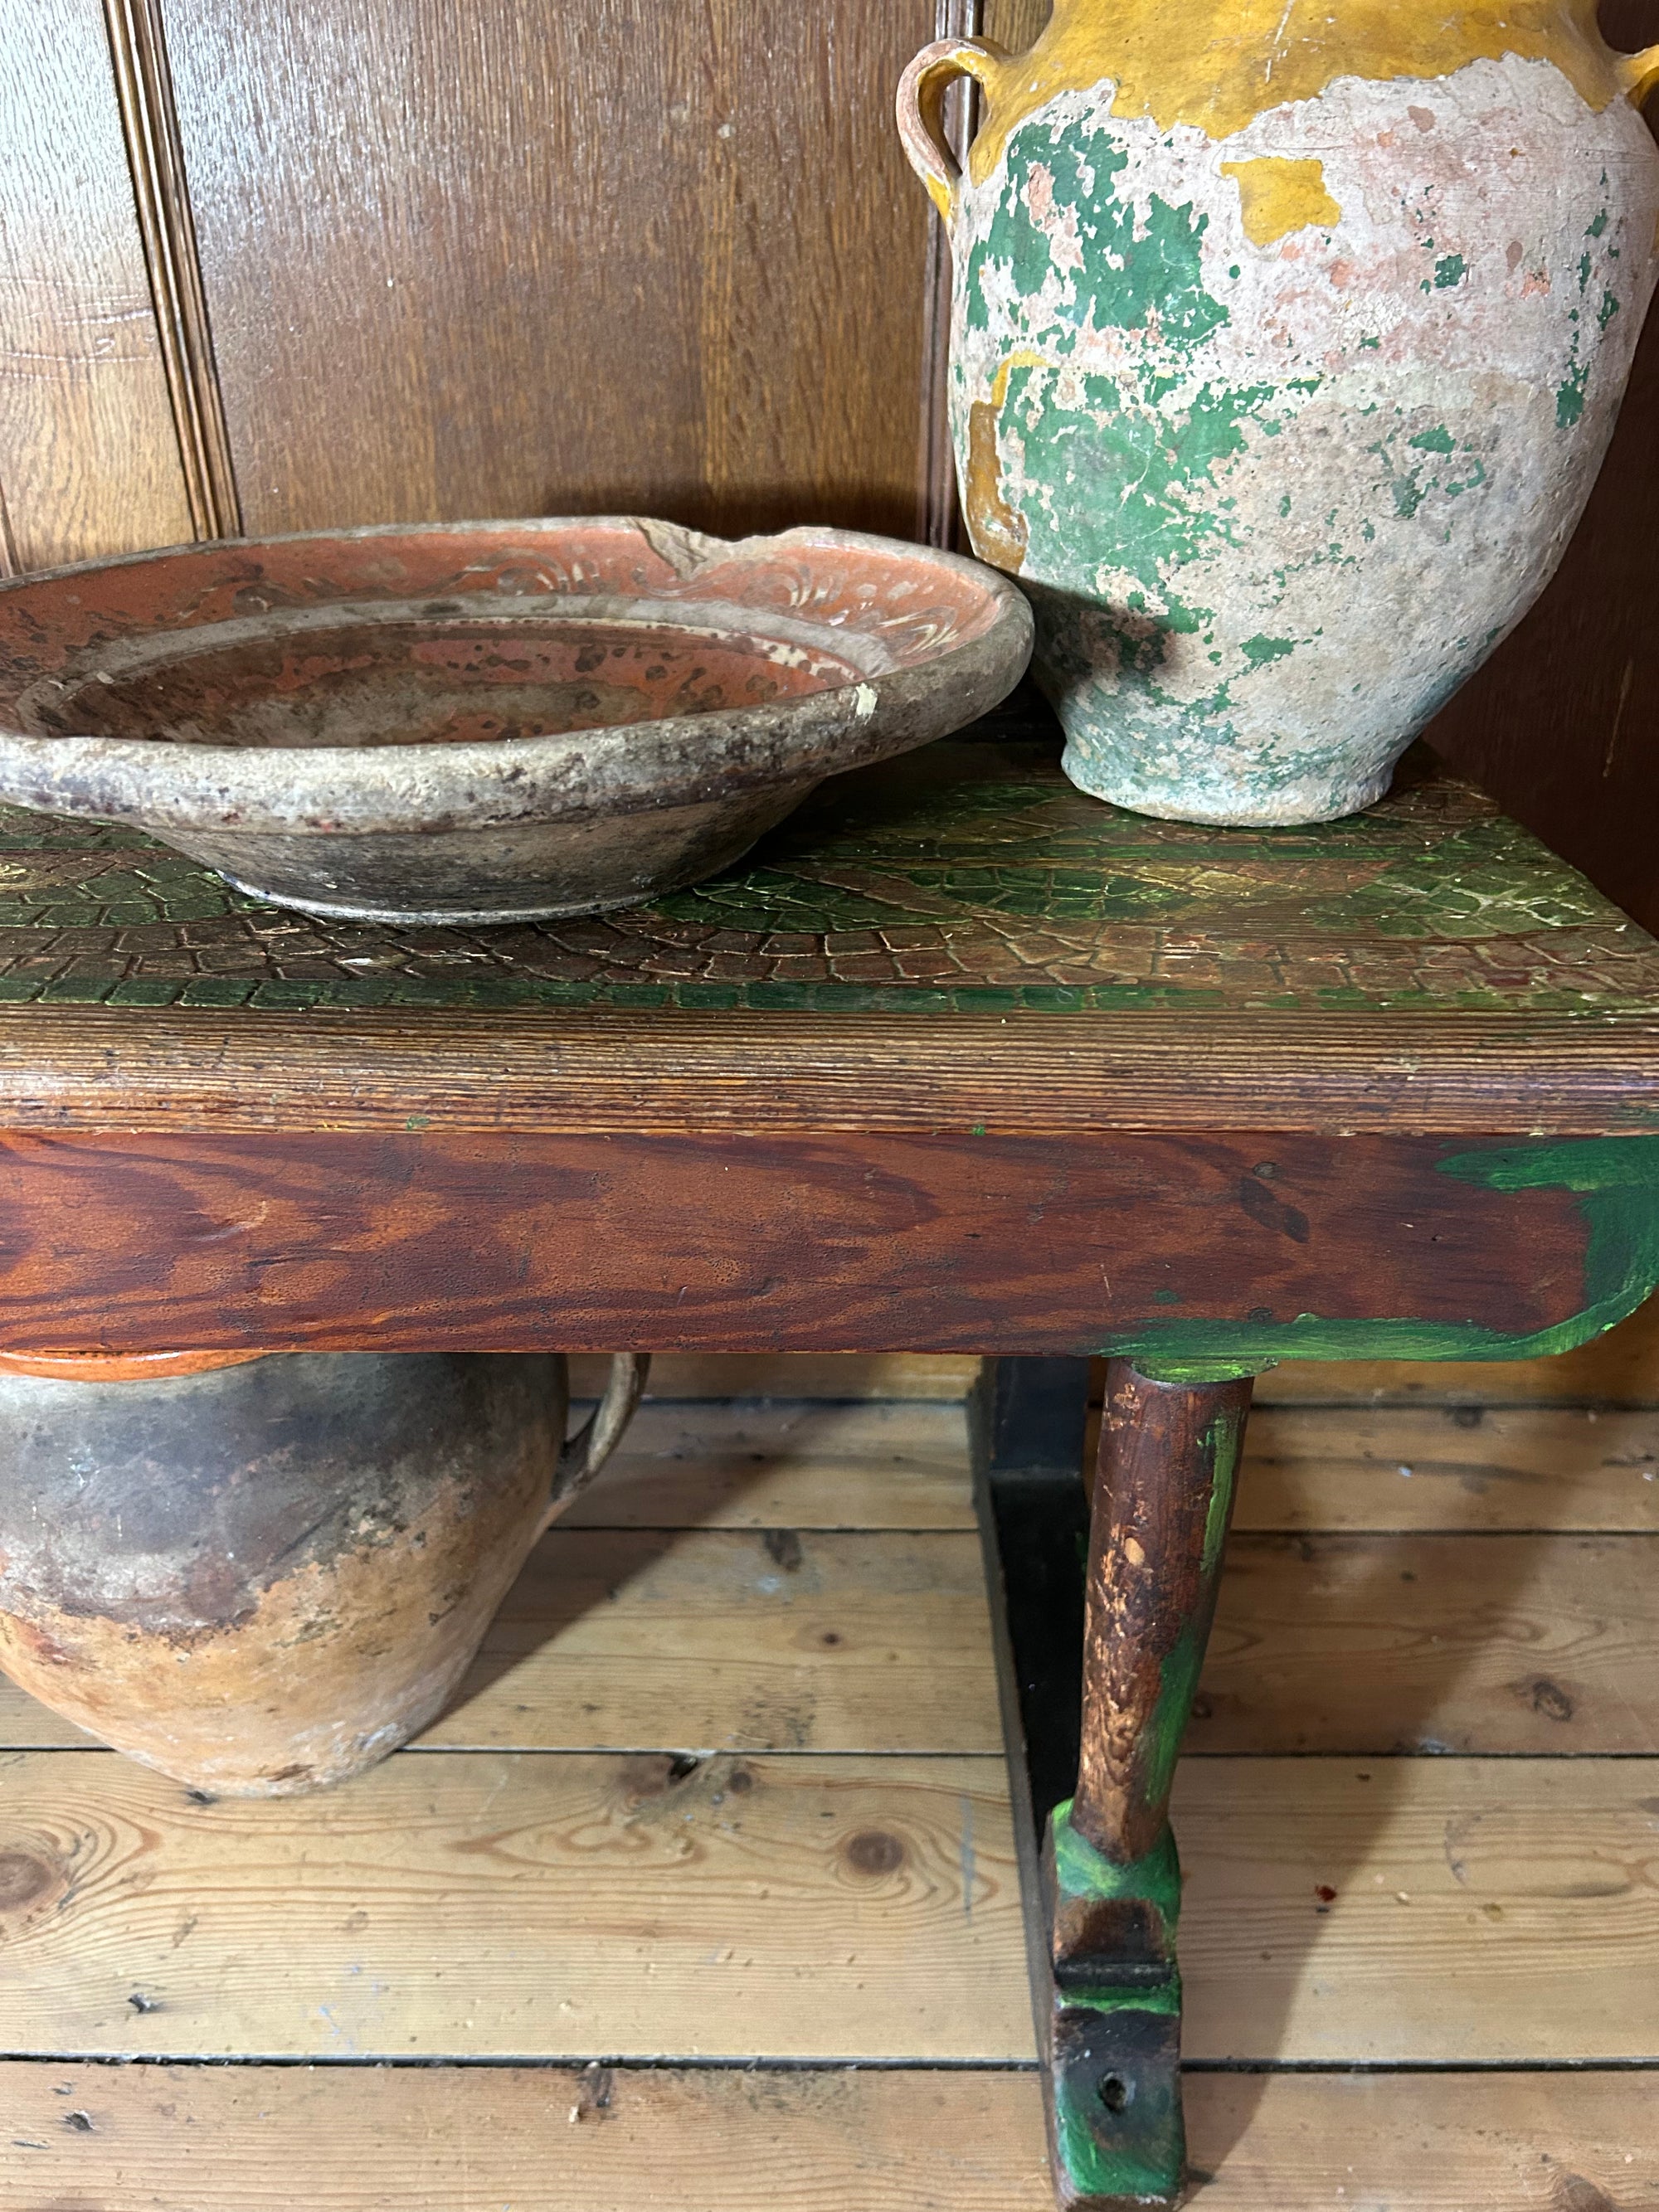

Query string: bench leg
[1044,1360,1253,2209]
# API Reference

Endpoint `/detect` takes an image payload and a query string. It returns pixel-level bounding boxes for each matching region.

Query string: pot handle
[1615,41,1659,104]
[896,36,1009,222]
[541,1353,651,1535]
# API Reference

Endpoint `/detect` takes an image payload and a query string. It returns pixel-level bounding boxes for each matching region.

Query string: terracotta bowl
[0,518,1031,925]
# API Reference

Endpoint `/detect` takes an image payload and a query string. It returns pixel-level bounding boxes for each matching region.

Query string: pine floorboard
[1235,1403,1659,1530]
[2,2066,1653,2210]
[3,1330,1658,2202]
[1196,1530,1659,1753]
[0,1748,1030,2061]
[558,1398,979,1530]
[2,1748,1653,2065]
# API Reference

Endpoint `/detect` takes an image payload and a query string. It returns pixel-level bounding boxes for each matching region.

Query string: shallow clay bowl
[0,518,1031,925]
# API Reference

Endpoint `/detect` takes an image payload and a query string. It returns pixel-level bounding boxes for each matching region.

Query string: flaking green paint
[971,139,1228,352]
[1053,2067,1183,2203]
[1559,362,1591,426]
[960,129,1355,795]
[937,53,1659,829]
[1136,1358,1274,1384]
[1199,1413,1241,1573]
[1556,193,1621,429]
[2,741,1657,1018]
[1053,2069,1185,2201]
[1058,1979,1182,2016]
[1370,422,1487,523]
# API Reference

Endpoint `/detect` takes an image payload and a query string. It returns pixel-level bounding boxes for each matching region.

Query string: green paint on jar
[966,138,1228,353]
[1239,634,1297,666]
[958,129,1356,796]
[1559,366,1590,426]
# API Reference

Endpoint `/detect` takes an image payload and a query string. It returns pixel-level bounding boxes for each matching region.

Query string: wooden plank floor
[3,1318,1658,2206]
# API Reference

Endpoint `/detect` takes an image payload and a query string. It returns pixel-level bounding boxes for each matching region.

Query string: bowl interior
[27,605,873,751]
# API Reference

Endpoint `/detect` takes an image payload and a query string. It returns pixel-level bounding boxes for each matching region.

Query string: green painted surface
[958,131,1335,795]
[1053,2069,1184,2205]
[1093,1133,1659,1367]
[1558,189,1621,429]
[1049,1806,1185,2200]
[0,718,1655,1018]
[1055,1979,1183,2018]
[1052,1804,1183,1924]
[1199,1412,1241,1575]
[1134,1358,1276,1386]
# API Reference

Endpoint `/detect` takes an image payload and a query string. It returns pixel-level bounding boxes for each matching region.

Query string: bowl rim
[0,518,1033,838]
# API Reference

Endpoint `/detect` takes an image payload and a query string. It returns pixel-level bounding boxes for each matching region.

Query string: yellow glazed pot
[900,2,1659,823]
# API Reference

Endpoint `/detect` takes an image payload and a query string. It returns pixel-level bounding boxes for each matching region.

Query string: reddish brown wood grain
[1076,1365,1251,1864]
[0,1128,1592,1355]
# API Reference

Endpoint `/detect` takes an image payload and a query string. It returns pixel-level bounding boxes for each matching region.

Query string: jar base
[1058,738,1399,828]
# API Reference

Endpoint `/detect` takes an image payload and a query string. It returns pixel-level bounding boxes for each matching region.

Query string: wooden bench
[1,693,1654,2207]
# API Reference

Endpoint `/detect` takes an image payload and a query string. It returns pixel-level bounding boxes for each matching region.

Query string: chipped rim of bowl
[0,518,1034,839]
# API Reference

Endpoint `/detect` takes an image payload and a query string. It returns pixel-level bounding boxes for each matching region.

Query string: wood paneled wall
[2,0,1657,922]
[160,0,938,543]
[0,0,192,570]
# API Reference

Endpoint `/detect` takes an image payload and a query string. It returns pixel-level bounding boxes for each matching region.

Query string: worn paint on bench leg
[1042,1365,1252,2206]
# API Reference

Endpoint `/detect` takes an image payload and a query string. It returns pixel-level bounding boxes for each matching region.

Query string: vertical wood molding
[0,484,17,579]
[102,0,242,541]
[918,0,981,548]
[0,0,196,568]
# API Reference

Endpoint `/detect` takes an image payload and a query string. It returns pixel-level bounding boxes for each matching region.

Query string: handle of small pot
[540,1353,651,1536]
[896,36,1008,222]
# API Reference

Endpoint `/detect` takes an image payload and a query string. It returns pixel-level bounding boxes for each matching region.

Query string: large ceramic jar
[0,1349,644,1795]
[900,3,1659,823]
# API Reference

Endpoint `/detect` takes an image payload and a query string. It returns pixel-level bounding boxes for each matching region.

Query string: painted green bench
[0,693,1653,2207]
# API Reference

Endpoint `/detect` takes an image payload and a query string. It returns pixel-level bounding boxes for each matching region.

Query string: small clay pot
[0,1348,645,1794]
